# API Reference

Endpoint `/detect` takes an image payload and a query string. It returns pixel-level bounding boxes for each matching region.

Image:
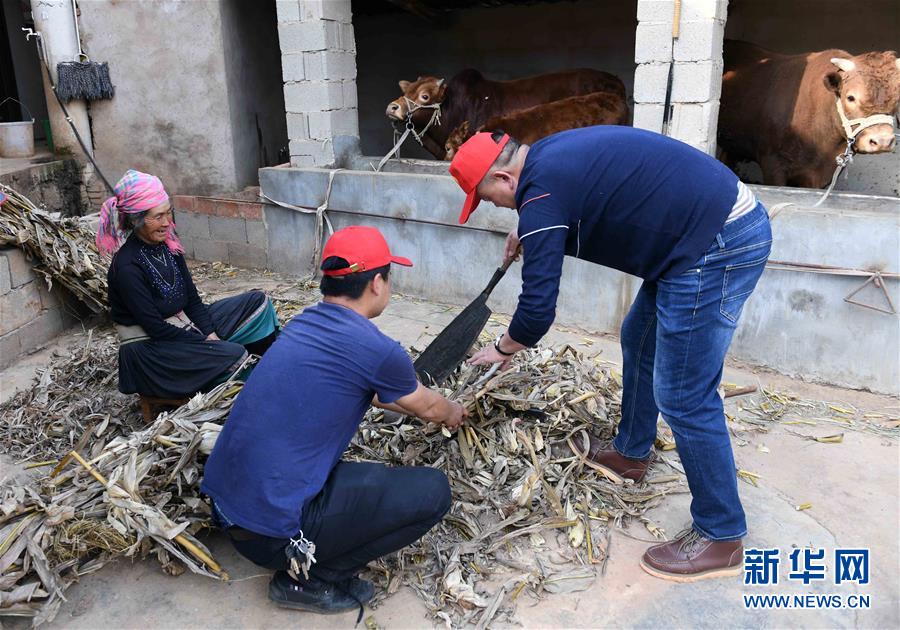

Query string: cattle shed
[170,0,899,394]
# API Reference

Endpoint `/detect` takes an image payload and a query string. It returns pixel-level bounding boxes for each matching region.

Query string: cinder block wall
[633,0,728,154]
[0,248,77,369]
[277,0,359,167]
[171,196,269,269]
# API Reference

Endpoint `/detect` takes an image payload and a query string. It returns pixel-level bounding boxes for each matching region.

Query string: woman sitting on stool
[97,169,279,400]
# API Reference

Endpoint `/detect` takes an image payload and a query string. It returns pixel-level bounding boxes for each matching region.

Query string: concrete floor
[1,269,898,629]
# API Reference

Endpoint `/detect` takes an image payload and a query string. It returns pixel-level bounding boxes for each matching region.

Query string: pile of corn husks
[348,345,690,628]
[0,325,689,627]
[0,184,108,313]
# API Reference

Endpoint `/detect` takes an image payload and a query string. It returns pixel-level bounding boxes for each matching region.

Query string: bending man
[449,126,771,582]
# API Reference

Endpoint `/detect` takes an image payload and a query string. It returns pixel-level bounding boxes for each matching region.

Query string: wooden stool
[139,394,190,422]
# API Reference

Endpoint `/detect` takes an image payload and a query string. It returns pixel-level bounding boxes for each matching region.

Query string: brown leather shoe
[640,528,743,582]
[567,432,652,484]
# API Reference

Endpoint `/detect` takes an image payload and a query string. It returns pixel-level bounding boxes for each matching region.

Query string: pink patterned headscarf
[95,169,183,256]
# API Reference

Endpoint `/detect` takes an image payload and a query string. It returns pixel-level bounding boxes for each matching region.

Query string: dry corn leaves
[0,186,680,625]
[0,332,689,627]
[345,345,689,627]
[0,184,108,313]
[734,388,899,439]
[0,372,245,624]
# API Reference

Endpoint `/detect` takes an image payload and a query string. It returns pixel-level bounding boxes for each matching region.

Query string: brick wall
[0,248,77,370]
[171,195,269,269]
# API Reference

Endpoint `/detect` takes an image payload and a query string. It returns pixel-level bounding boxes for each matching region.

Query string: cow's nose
[868,135,896,150]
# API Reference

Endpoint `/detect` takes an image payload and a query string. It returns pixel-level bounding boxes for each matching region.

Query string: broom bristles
[56,61,115,102]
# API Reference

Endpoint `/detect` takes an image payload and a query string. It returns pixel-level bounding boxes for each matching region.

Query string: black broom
[414,258,512,386]
[55,0,115,102]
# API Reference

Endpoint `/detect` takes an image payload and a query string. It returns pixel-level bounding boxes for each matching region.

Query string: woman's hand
[504,229,521,265]
[206,332,221,341]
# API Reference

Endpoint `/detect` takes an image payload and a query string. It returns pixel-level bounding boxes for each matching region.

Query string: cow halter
[376,97,443,171]
[804,98,898,210]
[834,95,896,147]
[401,96,443,145]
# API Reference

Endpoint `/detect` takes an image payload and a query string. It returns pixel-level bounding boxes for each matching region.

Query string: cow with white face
[828,54,900,153]
[718,40,900,189]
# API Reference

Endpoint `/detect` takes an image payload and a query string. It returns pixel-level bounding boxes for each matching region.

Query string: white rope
[260,168,342,278]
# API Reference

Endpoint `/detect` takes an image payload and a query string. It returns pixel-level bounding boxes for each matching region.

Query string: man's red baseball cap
[449,132,509,224]
[321,226,413,276]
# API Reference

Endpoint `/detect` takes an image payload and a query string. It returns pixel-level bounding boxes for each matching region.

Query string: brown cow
[718,40,900,188]
[385,68,626,159]
[443,91,630,160]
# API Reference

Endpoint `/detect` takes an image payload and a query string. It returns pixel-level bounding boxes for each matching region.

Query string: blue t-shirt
[200,301,418,538]
[508,126,740,347]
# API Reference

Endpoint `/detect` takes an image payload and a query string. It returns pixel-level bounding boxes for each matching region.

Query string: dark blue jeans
[613,202,772,541]
[220,461,451,582]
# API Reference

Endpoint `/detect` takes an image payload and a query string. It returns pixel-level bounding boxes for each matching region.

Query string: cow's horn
[830,58,856,73]
[437,78,445,87]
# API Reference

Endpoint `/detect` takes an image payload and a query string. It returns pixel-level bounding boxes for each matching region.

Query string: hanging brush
[55,0,115,102]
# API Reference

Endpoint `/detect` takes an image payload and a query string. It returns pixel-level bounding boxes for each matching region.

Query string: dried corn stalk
[0,184,108,312]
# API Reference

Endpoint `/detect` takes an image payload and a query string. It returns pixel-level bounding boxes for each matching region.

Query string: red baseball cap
[321,226,413,276]
[449,132,509,224]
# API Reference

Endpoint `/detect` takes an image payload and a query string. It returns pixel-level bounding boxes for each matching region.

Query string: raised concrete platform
[0,149,87,217]
[247,165,899,394]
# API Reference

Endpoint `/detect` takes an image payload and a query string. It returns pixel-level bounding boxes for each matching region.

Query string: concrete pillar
[632,0,727,155]
[29,0,93,157]
[277,0,358,167]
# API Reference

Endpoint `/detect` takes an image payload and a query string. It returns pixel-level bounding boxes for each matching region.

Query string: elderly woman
[97,170,279,399]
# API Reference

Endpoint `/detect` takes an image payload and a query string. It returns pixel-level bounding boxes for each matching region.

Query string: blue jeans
[613,202,772,541]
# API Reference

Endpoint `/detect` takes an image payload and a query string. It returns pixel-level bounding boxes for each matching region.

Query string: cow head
[385,76,447,123]
[443,121,471,160]
[824,52,900,153]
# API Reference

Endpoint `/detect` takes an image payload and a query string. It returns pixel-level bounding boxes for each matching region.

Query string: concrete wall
[633,0,727,153]
[221,0,289,187]
[78,1,236,196]
[353,0,639,158]
[0,247,77,370]
[77,0,287,197]
[255,165,899,395]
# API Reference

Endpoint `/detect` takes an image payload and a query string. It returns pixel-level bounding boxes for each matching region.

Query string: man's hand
[504,229,521,265]
[388,384,468,431]
[206,332,221,341]
[443,402,467,430]
[468,344,514,371]
[468,333,525,370]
